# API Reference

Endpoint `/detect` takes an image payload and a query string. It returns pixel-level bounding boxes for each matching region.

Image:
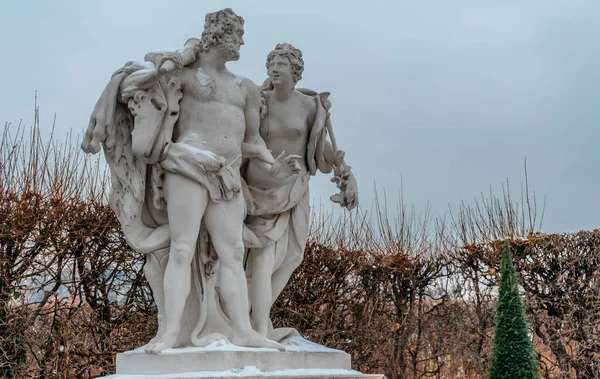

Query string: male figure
[148,10,303,353]
[83,9,299,353]
[243,44,358,337]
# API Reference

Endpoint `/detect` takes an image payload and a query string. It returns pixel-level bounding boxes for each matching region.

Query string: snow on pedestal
[96,336,384,379]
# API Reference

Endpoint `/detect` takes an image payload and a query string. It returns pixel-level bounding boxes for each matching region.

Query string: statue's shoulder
[233,74,260,97]
[295,88,318,97]
[295,88,320,115]
[228,72,252,87]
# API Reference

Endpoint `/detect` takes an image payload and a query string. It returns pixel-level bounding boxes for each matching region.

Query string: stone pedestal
[97,337,384,378]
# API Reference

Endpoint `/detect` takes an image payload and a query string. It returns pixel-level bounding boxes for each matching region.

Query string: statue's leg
[269,201,310,307]
[249,245,276,336]
[145,173,209,354]
[270,250,303,306]
[204,195,283,350]
[144,247,169,344]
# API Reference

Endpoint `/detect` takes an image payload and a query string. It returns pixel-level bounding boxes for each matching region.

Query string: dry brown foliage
[1,110,599,378]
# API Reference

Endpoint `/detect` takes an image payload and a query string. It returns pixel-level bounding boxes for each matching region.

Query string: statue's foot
[147,334,159,346]
[144,330,178,354]
[147,325,165,346]
[232,329,285,351]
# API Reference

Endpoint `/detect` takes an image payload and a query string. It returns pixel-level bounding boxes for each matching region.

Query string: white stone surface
[98,367,384,379]
[244,42,358,339]
[82,6,373,379]
[116,350,351,375]
[81,7,303,354]
[113,337,350,375]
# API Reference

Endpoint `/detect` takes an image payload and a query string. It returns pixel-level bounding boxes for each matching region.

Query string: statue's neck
[198,50,228,72]
[272,84,294,101]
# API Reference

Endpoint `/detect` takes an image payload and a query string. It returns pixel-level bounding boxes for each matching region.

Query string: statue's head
[265,43,304,88]
[199,8,245,62]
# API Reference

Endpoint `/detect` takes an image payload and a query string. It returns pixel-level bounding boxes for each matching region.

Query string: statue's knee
[233,240,245,261]
[230,251,244,266]
[170,242,194,266]
[210,233,245,267]
[220,244,244,269]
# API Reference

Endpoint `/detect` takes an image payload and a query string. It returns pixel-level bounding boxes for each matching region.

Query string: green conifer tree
[488,241,539,379]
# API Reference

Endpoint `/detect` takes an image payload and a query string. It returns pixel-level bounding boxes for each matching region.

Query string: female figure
[243,43,358,337]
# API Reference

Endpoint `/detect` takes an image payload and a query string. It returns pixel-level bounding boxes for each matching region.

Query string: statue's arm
[242,81,302,180]
[243,80,274,164]
[309,97,358,210]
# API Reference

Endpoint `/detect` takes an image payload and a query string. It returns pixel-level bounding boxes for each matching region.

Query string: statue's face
[268,55,293,87]
[217,22,244,62]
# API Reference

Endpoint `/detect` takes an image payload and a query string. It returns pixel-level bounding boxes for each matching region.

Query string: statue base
[96,336,383,378]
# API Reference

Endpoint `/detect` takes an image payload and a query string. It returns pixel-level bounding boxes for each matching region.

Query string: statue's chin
[217,43,240,62]
[224,52,239,62]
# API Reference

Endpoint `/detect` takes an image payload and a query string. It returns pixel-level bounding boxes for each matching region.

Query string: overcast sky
[1,0,599,234]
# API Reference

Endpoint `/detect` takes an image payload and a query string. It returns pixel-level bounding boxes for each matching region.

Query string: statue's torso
[245,90,315,189]
[263,90,315,168]
[175,65,247,161]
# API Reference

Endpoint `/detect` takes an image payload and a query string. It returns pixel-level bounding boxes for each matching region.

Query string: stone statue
[80,9,376,378]
[243,43,358,338]
[81,8,300,354]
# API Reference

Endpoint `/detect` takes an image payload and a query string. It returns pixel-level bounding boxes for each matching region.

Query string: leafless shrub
[1,106,598,379]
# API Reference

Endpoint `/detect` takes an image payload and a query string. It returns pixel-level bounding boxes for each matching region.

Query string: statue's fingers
[81,119,94,152]
[157,54,171,68]
[285,154,302,162]
[89,120,108,154]
[134,70,161,90]
[275,150,286,161]
[82,116,99,153]
[105,130,116,151]
[159,60,177,75]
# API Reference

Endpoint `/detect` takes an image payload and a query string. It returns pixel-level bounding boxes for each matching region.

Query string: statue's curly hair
[199,8,244,53]
[266,43,304,84]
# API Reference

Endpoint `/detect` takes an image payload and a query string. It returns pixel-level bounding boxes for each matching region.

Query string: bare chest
[181,68,246,108]
[261,102,310,141]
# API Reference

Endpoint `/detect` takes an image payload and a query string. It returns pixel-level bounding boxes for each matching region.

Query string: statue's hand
[343,174,358,210]
[122,69,162,95]
[82,108,108,154]
[270,151,302,180]
[126,53,183,93]
[330,172,358,210]
[157,52,184,75]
